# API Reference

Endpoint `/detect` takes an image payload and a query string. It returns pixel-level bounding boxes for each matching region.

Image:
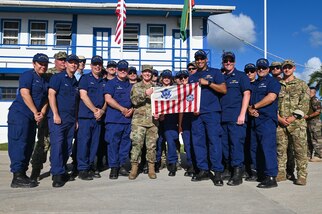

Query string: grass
[0,143,8,151]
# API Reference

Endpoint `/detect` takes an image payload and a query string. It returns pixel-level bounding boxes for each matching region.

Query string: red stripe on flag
[154,100,159,115]
[177,84,182,113]
[160,100,164,114]
[171,100,176,113]
[194,83,198,112]
[115,0,126,44]
[166,100,170,114]
[183,84,187,112]
[188,83,193,112]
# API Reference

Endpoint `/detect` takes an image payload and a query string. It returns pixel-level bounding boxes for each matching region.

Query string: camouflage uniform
[130,81,158,164]
[307,95,322,158]
[30,67,60,170]
[277,77,310,180]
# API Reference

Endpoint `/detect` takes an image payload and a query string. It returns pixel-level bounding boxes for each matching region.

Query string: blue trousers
[164,127,179,164]
[191,111,223,172]
[77,118,101,171]
[222,122,246,168]
[105,123,131,168]
[8,110,36,173]
[181,113,194,167]
[253,119,278,177]
[49,119,75,175]
[156,121,166,162]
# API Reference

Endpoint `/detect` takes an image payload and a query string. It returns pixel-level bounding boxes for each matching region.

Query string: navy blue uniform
[163,113,179,165]
[8,69,48,173]
[250,75,280,177]
[188,67,225,172]
[104,77,132,169]
[48,71,78,176]
[221,69,251,168]
[77,73,106,171]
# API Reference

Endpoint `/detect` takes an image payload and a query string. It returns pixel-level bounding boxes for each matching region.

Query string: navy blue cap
[107,60,117,68]
[128,66,137,74]
[152,69,158,76]
[161,69,172,78]
[222,51,235,60]
[176,70,189,78]
[244,63,256,71]
[194,50,207,59]
[256,58,269,68]
[91,55,103,64]
[33,53,50,63]
[117,60,129,70]
[66,54,79,62]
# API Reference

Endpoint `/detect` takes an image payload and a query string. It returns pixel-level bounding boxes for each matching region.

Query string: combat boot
[11,172,37,188]
[109,167,119,179]
[227,167,243,186]
[52,175,65,188]
[168,163,177,177]
[30,168,41,182]
[148,162,157,179]
[212,171,224,187]
[276,171,287,182]
[119,166,130,176]
[294,177,307,186]
[257,176,278,188]
[129,163,139,180]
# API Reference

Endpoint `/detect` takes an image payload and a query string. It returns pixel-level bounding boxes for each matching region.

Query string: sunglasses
[179,76,188,80]
[245,70,256,74]
[282,65,293,70]
[92,62,102,66]
[257,66,268,70]
[269,66,281,70]
[223,59,235,63]
[79,59,86,63]
[188,67,196,71]
[195,57,206,61]
[128,72,137,75]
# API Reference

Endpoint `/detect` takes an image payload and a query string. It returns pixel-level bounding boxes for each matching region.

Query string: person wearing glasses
[76,55,107,181]
[106,60,117,80]
[248,58,280,188]
[8,53,49,188]
[128,66,139,84]
[243,63,258,182]
[188,50,227,186]
[187,61,197,75]
[75,56,86,81]
[276,60,310,186]
[220,52,251,186]
[104,60,134,179]
[269,62,283,80]
[152,69,159,85]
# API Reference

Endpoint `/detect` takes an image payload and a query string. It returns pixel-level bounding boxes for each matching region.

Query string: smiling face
[282,64,295,78]
[54,58,66,72]
[195,57,208,71]
[257,66,270,78]
[222,57,235,73]
[141,70,153,83]
[90,62,102,76]
[33,61,48,76]
[65,60,79,75]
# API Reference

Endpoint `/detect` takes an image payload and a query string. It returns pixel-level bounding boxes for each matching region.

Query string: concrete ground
[0,151,322,214]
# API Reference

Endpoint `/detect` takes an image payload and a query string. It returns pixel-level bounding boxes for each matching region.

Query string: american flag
[151,83,201,115]
[115,0,126,44]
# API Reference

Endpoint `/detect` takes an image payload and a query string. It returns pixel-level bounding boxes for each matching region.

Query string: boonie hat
[33,53,50,63]
[54,51,67,60]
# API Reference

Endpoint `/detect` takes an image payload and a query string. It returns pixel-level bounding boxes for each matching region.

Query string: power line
[208,18,310,69]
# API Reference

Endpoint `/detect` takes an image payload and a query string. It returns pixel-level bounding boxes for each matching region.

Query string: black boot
[168,163,177,177]
[78,170,93,180]
[184,165,195,177]
[245,169,258,182]
[119,166,130,176]
[191,170,211,181]
[109,167,119,179]
[11,172,37,188]
[155,161,161,173]
[212,171,224,186]
[227,167,243,186]
[257,176,278,188]
[30,168,41,182]
[143,163,148,174]
[52,175,66,188]
[222,164,231,180]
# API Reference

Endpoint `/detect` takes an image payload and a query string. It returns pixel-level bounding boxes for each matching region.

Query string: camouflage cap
[187,61,196,68]
[270,61,282,67]
[282,59,295,67]
[141,64,153,72]
[54,51,67,60]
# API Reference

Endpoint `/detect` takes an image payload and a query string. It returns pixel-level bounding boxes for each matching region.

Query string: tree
[308,66,322,96]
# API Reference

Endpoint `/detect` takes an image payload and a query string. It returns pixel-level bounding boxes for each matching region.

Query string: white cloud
[295,57,322,83]
[302,24,322,48]
[302,24,318,33]
[207,13,256,51]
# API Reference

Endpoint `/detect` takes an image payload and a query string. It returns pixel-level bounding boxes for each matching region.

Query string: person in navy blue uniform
[188,50,227,186]
[8,53,49,188]
[48,54,79,188]
[77,55,107,180]
[220,52,251,186]
[248,58,281,188]
[243,63,259,181]
[104,60,134,179]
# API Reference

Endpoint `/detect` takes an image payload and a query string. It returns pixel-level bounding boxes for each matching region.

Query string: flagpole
[264,0,267,59]
[120,0,124,60]
[189,0,193,61]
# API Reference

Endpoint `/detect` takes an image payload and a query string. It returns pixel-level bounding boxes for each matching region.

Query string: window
[54,22,72,46]
[29,21,47,45]
[148,25,165,49]
[0,87,18,100]
[123,24,139,50]
[2,20,20,45]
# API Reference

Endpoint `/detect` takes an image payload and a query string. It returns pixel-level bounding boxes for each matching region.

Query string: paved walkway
[0,151,321,214]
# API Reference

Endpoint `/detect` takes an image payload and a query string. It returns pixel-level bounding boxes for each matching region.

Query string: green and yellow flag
[180,0,194,42]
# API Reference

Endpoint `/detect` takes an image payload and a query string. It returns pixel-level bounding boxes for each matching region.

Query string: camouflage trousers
[307,120,322,158]
[277,125,308,179]
[30,118,50,169]
[130,124,158,163]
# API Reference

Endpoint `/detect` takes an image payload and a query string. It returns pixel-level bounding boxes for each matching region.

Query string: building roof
[0,0,235,17]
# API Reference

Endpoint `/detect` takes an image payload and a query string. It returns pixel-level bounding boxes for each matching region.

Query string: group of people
[7,49,321,189]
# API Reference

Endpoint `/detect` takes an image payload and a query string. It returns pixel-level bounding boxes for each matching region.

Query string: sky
[206,0,322,83]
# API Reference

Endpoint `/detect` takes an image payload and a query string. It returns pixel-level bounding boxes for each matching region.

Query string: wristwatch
[208,80,212,86]
[252,104,256,110]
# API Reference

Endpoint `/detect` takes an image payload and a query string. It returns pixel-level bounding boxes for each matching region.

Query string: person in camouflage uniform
[129,64,159,180]
[30,51,67,181]
[305,87,322,161]
[276,59,310,186]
